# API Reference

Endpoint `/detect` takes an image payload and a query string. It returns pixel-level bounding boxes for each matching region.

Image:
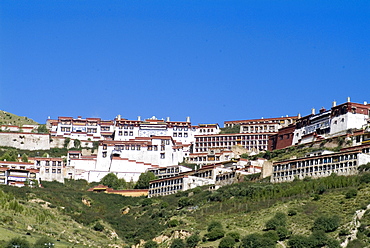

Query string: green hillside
[1,172,370,248]
[0,110,39,126]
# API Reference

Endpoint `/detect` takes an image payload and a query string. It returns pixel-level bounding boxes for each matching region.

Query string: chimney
[332,100,337,107]
[186,116,190,123]
[137,116,141,121]
[311,108,315,115]
[347,96,351,102]
[166,117,170,122]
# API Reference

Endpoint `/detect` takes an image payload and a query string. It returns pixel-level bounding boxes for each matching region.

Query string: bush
[170,238,185,248]
[208,221,223,232]
[34,236,55,248]
[288,209,297,216]
[206,228,225,241]
[345,188,357,199]
[168,219,179,227]
[226,231,241,242]
[93,222,104,232]
[287,235,311,248]
[218,236,236,248]
[313,215,340,232]
[241,233,276,248]
[186,234,200,248]
[5,237,30,248]
[144,240,159,248]
[276,226,290,240]
[265,212,287,230]
[178,197,194,208]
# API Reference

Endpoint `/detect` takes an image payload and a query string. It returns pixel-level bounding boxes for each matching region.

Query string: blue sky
[1,1,369,126]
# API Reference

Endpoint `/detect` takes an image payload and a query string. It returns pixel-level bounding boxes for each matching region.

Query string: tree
[37,124,49,134]
[208,221,223,232]
[34,236,55,248]
[74,139,81,149]
[21,153,28,163]
[186,234,200,248]
[135,171,157,189]
[5,237,30,248]
[170,238,185,248]
[100,173,126,189]
[205,228,225,241]
[63,137,71,148]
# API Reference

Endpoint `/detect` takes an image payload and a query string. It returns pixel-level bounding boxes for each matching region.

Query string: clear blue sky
[1,1,369,126]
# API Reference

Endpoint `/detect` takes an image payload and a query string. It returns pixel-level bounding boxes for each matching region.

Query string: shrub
[170,238,185,248]
[186,234,200,248]
[93,222,104,232]
[226,231,241,242]
[168,219,179,227]
[144,240,159,248]
[288,209,297,216]
[345,188,357,199]
[208,221,223,232]
[206,228,225,241]
[276,226,291,240]
[265,212,287,230]
[287,235,311,248]
[262,230,279,242]
[218,236,236,248]
[34,236,55,248]
[178,197,194,208]
[313,215,340,232]
[5,237,30,248]
[241,233,275,248]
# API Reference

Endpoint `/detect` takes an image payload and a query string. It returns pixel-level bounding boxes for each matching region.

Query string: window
[124,131,128,136]
[102,152,107,158]
[52,168,56,173]
[45,168,49,173]
[161,145,165,151]
[46,161,50,166]
[58,161,62,166]
[173,133,177,137]
[52,161,56,166]
[119,131,123,136]
[160,153,165,159]
[57,168,61,174]
[136,145,141,150]
[129,131,133,136]
[131,145,135,150]
[103,144,107,150]
[153,145,158,151]
[178,133,182,137]
[148,146,153,151]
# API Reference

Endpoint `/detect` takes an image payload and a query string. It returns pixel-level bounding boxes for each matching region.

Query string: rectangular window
[102,152,107,158]
[124,131,128,136]
[57,169,61,174]
[52,169,56,173]
[173,133,177,137]
[161,145,165,151]
[46,161,50,166]
[129,131,133,136]
[136,145,141,150]
[119,131,123,136]
[45,168,49,173]
[154,145,158,151]
[178,133,182,137]
[184,133,188,138]
[160,153,165,159]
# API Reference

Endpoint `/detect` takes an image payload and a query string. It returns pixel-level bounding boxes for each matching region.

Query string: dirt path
[341,204,370,247]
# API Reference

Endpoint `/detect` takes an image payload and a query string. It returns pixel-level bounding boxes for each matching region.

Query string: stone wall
[0,132,50,150]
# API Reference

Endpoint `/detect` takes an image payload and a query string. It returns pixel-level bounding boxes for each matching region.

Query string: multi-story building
[292,99,370,146]
[148,163,253,197]
[147,165,192,179]
[271,145,370,183]
[224,116,298,132]
[48,116,114,141]
[34,157,69,183]
[0,161,40,187]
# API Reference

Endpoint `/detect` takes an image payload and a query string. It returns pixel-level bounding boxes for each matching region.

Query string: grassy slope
[0,187,125,247]
[0,110,39,126]
[1,177,370,247]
